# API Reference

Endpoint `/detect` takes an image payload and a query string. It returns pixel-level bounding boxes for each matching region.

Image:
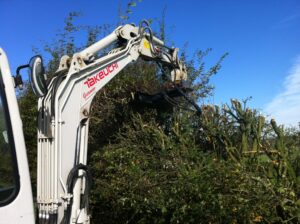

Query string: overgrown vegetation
[17,3,300,223]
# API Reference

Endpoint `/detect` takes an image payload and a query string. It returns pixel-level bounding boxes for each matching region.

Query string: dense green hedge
[17,11,300,224]
[88,103,300,223]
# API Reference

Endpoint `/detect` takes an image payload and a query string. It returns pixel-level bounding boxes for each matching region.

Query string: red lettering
[94,75,100,82]
[83,87,96,99]
[84,80,90,88]
[99,71,105,79]
[108,65,113,72]
[103,68,109,76]
[112,63,118,69]
[83,62,119,88]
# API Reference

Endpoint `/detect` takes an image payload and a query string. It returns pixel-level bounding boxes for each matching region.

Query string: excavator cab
[0,48,35,223]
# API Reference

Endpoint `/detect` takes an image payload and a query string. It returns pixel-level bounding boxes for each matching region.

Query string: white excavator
[0,21,189,223]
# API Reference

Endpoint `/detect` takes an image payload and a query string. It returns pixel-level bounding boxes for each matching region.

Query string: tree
[17,4,300,224]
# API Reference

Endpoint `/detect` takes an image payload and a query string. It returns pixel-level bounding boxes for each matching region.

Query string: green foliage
[20,11,108,195]
[17,5,300,224]
[18,86,38,193]
[119,0,143,22]
[89,102,300,223]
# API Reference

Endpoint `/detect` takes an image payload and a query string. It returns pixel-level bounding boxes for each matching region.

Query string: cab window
[0,67,19,205]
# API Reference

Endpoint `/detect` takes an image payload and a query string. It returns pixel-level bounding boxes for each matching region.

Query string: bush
[89,104,300,223]
[17,10,300,224]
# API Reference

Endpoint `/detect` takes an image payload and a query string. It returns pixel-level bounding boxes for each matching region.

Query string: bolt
[82,109,89,116]
[77,57,82,65]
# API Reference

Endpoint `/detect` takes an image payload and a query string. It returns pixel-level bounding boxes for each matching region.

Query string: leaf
[128,1,137,7]
[161,206,167,214]
[148,19,153,24]
[257,154,271,163]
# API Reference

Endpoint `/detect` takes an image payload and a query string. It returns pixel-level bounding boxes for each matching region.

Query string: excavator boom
[33,21,187,224]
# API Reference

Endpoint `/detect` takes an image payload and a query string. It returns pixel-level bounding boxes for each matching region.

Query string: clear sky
[1,0,300,126]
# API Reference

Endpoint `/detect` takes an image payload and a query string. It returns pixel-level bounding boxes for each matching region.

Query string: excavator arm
[33,21,187,224]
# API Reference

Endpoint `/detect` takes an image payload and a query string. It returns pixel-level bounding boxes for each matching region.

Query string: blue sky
[1,0,300,125]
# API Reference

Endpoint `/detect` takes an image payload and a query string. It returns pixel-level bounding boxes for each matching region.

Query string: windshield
[0,67,18,204]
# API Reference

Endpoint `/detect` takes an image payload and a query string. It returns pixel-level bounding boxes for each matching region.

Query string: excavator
[0,21,190,223]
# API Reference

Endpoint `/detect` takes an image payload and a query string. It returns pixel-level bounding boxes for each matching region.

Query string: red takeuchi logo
[84,63,118,88]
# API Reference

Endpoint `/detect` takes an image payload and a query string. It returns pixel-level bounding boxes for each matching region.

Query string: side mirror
[28,56,47,97]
